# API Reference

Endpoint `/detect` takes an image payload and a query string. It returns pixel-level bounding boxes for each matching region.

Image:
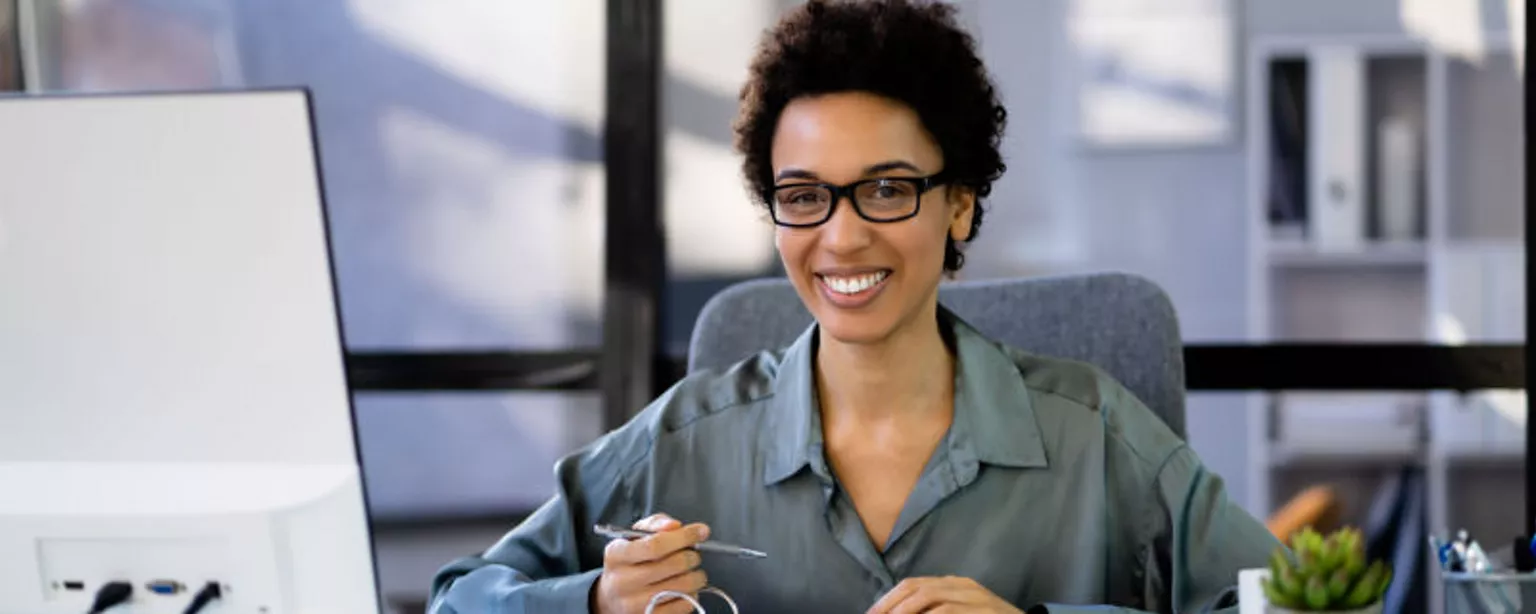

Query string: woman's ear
[948,186,977,242]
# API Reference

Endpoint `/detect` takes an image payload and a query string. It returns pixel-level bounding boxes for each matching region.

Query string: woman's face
[770,91,974,347]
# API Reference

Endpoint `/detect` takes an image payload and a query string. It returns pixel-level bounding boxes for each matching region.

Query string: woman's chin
[813,311,899,347]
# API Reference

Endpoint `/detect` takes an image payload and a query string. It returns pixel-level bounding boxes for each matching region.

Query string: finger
[603,534,663,567]
[611,522,710,564]
[886,579,976,614]
[886,588,943,614]
[887,585,952,614]
[602,536,629,565]
[650,569,709,599]
[867,578,925,614]
[629,521,712,564]
[630,548,703,585]
[624,570,709,614]
[633,513,682,532]
[933,576,990,604]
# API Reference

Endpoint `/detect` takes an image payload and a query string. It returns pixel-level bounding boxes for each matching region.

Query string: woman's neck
[813,307,955,425]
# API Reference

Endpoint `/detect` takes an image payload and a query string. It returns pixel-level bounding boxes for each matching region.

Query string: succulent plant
[1262,526,1393,612]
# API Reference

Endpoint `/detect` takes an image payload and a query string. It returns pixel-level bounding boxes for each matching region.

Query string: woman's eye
[775,188,825,208]
[869,182,914,200]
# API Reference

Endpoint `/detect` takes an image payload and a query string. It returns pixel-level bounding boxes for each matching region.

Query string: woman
[430,1,1278,612]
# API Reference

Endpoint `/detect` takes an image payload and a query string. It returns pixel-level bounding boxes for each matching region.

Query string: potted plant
[1261,526,1393,614]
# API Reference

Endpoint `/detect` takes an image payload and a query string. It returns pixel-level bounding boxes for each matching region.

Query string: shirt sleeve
[1031,444,1278,614]
[1025,378,1280,614]
[426,419,653,614]
[1144,444,1279,612]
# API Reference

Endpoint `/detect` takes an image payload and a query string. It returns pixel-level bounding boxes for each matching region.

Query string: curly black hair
[734,0,1007,272]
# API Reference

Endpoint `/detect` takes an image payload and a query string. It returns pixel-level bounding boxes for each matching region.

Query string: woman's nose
[818,197,874,253]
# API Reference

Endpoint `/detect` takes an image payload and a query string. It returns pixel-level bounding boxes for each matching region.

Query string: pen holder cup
[1441,571,1536,614]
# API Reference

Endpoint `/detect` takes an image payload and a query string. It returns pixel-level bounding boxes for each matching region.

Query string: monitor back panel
[0,90,358,467]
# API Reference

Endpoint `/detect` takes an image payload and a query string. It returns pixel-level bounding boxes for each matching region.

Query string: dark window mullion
[1525,89,1534,536]
[601,0,667,432]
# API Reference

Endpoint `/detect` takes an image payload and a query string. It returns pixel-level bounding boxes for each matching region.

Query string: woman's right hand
[591,513,712,614]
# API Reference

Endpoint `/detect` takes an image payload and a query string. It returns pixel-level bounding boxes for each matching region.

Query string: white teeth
[821,270,888,295]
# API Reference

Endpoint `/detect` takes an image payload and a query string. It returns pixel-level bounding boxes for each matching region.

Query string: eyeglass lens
[771,179,922,226]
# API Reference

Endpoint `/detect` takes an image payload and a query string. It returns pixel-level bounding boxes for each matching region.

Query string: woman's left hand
[865,576,1025,614]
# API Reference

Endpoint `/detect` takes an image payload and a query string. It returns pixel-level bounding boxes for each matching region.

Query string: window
[25,0,609,519]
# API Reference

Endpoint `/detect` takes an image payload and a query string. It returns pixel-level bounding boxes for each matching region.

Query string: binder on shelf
[1307,46,1365,251]
[1375,113,1421,241]
[1267,60,1308,230]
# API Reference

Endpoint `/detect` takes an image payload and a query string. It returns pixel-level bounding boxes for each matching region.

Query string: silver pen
[594,524,768,559]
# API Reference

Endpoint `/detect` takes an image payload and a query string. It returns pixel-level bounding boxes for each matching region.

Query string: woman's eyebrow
[774,168,819,181]
[861,160,922,175]
[774,160,923,183]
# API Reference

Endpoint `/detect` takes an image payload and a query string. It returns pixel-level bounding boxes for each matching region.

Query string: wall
[956,0,1520,518]
[958,0,1256,510]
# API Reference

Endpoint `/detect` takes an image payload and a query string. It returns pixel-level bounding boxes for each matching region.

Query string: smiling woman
[732,0,1007,361]
[428,2,1278,613]
[762,91,973,347]
[734,1,1008,276]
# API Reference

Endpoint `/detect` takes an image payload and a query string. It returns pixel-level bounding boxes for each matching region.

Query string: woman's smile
[815,268,892,308]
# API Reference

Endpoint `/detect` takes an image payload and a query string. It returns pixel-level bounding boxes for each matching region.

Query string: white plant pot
[1238,569,1385,614]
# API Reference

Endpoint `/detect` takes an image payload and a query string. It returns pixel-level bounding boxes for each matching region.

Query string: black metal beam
[347,351,600,392]
[1182,344,1526,392]
[602,0,667,432]
[368,509,535,533]
[345,345,1526,392]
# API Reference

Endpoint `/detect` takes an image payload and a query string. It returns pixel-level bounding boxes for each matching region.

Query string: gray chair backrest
[687,272,1186,438]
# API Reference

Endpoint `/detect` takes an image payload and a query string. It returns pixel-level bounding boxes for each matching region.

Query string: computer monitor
[0,90,380,614]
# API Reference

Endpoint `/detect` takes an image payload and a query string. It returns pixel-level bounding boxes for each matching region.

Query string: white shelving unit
[1244,32,1524,614]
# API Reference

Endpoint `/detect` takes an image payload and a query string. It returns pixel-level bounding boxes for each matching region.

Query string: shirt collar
[761,306,1049,486]
[761,320,824,485]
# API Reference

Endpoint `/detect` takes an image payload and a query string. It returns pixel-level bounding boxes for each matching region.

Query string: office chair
[687,272,1187,439]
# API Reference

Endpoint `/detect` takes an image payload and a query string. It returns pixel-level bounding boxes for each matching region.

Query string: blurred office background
[1,0,1524,612]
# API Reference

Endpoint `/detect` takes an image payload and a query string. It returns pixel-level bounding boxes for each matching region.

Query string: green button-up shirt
[429,309,1279,613]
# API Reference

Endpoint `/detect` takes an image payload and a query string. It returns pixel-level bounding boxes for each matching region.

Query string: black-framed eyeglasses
[767,174,948,228]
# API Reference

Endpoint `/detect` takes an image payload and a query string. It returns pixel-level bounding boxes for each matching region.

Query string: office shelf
[1439,445,1524,464]
[1267,239,1428,268]
[1244,32,1523,614]
[1268,440,1425,468]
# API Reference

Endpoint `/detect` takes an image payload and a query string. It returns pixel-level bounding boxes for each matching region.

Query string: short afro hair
[734,0,1007,272]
